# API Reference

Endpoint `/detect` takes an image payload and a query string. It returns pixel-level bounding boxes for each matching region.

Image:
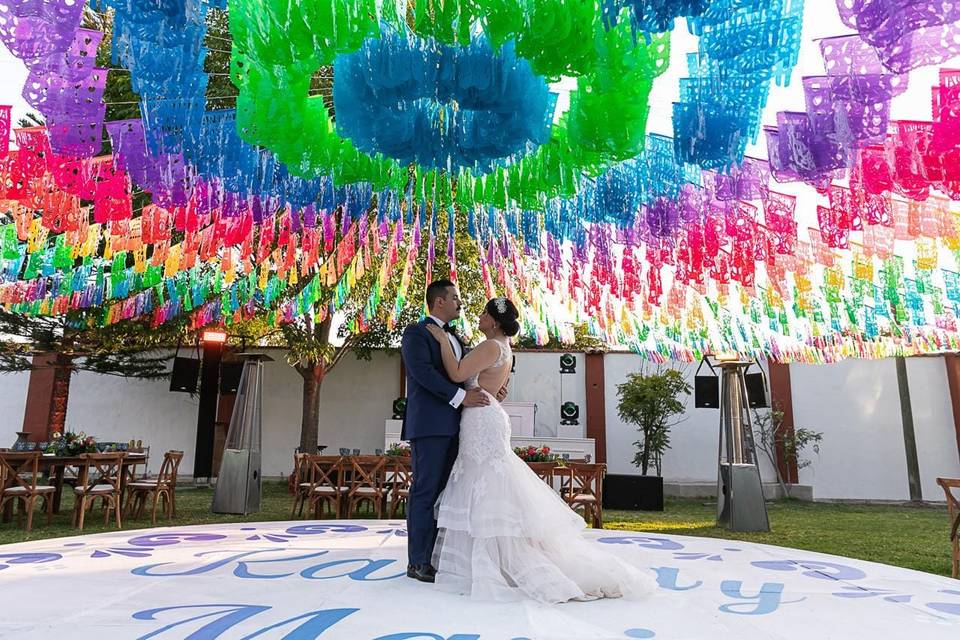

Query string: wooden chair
[345,456,387,518]
[527,462,558,488]
[124,450,183,524]
[560,462,606,529]
[290,452,311,517]
[0,452,55,531]
[388,457,413,518]
[937,477,960,578]
[73,453,125,530]
[304,455,346,519]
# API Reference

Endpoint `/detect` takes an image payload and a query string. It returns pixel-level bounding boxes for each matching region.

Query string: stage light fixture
[392,397,407,420]
[560,401,580,425]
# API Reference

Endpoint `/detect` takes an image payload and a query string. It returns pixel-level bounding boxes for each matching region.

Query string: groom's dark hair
[426,279,456,309]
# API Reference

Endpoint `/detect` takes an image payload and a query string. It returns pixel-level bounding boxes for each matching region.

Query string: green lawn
[606,499,953,577]
[0,482,954,578]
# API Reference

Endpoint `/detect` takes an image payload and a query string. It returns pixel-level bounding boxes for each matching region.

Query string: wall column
[895,356,923,501]
[584,352,607,464]
[943,354,960,465]
[20,354,57,441]
[767,360,799,483]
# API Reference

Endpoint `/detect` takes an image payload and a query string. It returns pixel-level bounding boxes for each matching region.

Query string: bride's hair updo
[486,297,521,337]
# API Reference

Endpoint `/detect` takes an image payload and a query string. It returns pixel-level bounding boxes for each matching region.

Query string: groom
[401,279,501,583]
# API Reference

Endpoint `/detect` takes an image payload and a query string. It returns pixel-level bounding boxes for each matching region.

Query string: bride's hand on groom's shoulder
[425,324,445,342]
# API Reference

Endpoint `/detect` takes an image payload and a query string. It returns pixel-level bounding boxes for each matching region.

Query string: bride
[424,297,656,603]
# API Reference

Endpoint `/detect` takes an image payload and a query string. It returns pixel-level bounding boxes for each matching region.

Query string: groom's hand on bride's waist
[462,388,491,407]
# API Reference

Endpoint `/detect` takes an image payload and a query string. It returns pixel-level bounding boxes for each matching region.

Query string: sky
[0,45,29,130]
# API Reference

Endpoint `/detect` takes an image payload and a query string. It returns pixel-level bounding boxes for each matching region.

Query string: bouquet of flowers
[513,445,554,462]
[385,442,411,457]
[45,431,98,456]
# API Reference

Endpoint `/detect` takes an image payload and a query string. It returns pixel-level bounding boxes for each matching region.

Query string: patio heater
[714,356,770,532]
[212,352,273,515]
[193,329,227,480]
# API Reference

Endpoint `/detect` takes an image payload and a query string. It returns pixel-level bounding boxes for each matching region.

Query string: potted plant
[615,369,691,510]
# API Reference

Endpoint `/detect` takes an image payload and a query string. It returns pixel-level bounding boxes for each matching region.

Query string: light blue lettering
[240,608,359,639]
[719,580,801,615]
[134,604,269,640]
[653,566,702,591]
[234,551,332,579]
[133,551,274,577]
[300,558,405,581]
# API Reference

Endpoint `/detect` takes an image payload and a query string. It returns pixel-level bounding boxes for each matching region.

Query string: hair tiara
[493,297,508,314]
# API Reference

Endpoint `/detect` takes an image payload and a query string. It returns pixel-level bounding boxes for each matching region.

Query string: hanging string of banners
[0,0,959,363]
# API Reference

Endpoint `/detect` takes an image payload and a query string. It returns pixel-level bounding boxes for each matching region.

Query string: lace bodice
[491,337,512,368]
[465,338,511,389]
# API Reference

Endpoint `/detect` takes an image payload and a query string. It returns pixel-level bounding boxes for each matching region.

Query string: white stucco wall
[66,361,200,476]
[790,359,907,499]
[256,349,401,475]
[505,351,587,438]
[0,369,30,440]
[790,357,960,501]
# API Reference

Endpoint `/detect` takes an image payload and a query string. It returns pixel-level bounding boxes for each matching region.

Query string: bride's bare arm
[425,326,499,383]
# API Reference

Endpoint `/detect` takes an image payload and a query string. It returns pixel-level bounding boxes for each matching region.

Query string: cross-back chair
[74,453,125,530]
[0,452,55,531]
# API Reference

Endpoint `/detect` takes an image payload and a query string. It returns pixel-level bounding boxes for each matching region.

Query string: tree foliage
[515,322,606,351]
[0,307,179,378]
[616,368,691,476]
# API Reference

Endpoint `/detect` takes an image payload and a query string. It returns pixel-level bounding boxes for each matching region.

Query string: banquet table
[0,452,148,521]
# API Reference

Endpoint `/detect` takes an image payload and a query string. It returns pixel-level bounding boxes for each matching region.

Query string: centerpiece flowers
[385,442,411,457]
[513,445,554,463]
[45,431,98,456]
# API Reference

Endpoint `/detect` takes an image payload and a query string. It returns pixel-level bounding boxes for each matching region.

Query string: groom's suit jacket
[400,318,467,441]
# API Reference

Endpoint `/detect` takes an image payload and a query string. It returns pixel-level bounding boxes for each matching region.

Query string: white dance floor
[0,520,957,639]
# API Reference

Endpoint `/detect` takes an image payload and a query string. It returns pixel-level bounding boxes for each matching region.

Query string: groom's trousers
[407,435,459,566]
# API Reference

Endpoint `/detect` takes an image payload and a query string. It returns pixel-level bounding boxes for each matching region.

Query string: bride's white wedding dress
[432,338,656,603]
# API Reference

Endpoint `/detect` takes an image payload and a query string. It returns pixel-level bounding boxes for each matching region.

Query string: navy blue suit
[400,318,465,566]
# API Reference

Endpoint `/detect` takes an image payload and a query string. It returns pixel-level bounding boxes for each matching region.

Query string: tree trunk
[770,423,792,498]
[48,354,73,438]
[292,315,354,455]
[640,435,650,476]
[298,363,325,454]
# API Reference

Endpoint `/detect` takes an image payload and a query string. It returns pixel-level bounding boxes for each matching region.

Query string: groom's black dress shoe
[407,563,437,583]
